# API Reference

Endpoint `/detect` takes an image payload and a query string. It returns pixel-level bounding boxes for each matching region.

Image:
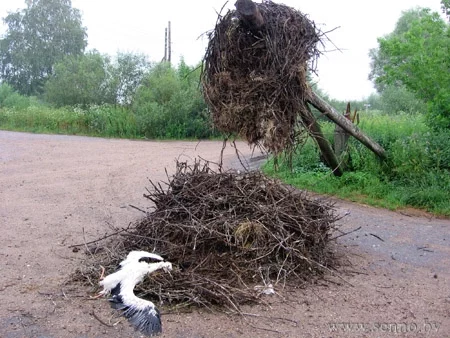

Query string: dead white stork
[98,251,172,336]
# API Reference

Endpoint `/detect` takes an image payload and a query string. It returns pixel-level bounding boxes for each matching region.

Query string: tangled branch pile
[202,0,322,154]
[78,161,338,311]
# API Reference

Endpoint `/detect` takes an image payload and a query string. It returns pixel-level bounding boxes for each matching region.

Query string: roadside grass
[265,165,450,216]
[263,112,450,217]
[0,105,141,138]
[0,104,220,140]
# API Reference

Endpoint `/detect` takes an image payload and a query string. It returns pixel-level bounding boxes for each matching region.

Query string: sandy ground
[0,130,449,338]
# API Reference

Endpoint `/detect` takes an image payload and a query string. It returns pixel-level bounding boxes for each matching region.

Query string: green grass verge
[263,163,450,217]
[262,112,450,217]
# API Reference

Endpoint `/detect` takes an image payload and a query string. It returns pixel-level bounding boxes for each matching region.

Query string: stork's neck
[117,262,168,310]
[120,277,156,310]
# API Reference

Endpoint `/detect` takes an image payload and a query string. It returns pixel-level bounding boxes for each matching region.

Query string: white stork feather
[99,251,172,336]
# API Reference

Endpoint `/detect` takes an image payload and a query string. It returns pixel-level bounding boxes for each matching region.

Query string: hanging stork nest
[202,0,322,154]
[75,160,339,311]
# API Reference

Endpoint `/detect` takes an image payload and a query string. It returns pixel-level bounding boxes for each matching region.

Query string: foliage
[111,52,152,106]
[264,113,450,216]
[81,105,138,137]
[0,103,138,138]
[1,60,216,140]
[376,10,448,102]
[370,8,450,129]
[364,93,383,111]
[376,85,427,114]
[44,51,111,107]
[369,8,431,92]
[133,61,213,139]
[0,0,87,96]
[0,105,83,134]
[389,132,450,179]
[442,0,450,21]
[44,51,152,107]
[0,83,32,110]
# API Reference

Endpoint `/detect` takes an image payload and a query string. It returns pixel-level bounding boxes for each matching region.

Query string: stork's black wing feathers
[108,283,125,310]
[110,303,162,336]
[106,282,162,336]
[126,306,162,336]
[110,283,122,297]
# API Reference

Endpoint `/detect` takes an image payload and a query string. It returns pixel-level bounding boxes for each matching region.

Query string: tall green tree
[0,0,87,96]
[44,51,110,107]
[44,51,152,107]
[369,8,450,128]
[111,52,151,106]
[369,8,431,91]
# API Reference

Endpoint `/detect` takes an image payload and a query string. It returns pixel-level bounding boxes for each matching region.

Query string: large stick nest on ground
[202,0,322,154]
[76,160,339,311]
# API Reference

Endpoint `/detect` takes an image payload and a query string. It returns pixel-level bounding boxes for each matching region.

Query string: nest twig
[202,0,323,155]
[75,160,339,312]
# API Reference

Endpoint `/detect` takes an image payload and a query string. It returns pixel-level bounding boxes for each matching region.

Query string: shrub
[132,62,214,139]
[0,83,31,110]
[379,85,427,114]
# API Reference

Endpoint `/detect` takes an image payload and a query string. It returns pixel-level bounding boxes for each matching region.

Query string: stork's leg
[98,265,106,280]
[90,292,104,299]
[90,265,106,299]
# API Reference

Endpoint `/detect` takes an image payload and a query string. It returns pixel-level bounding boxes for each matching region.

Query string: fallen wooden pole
[301,105,343,176]
[307,91,386,159]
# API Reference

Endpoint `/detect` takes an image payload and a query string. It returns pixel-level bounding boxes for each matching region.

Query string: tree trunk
[301,105,343,176]
[307,91,386,159]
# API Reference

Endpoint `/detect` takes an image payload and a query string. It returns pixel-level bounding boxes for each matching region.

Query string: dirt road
[1,131,449,338]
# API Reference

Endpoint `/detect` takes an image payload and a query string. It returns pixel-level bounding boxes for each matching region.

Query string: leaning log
[308,91,386,159]
[301,105,343,176]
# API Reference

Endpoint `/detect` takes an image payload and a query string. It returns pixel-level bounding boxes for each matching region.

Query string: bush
[379,85,427,114]
[389,130,450,182]
[132,62,214,139]
[82,105,138,138]
[427,89,450,129]
[134,102,168,139]
[44,52,111,107]
[0,83,31,110]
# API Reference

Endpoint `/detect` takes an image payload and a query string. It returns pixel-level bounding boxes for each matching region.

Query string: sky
[0,0,444,101]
